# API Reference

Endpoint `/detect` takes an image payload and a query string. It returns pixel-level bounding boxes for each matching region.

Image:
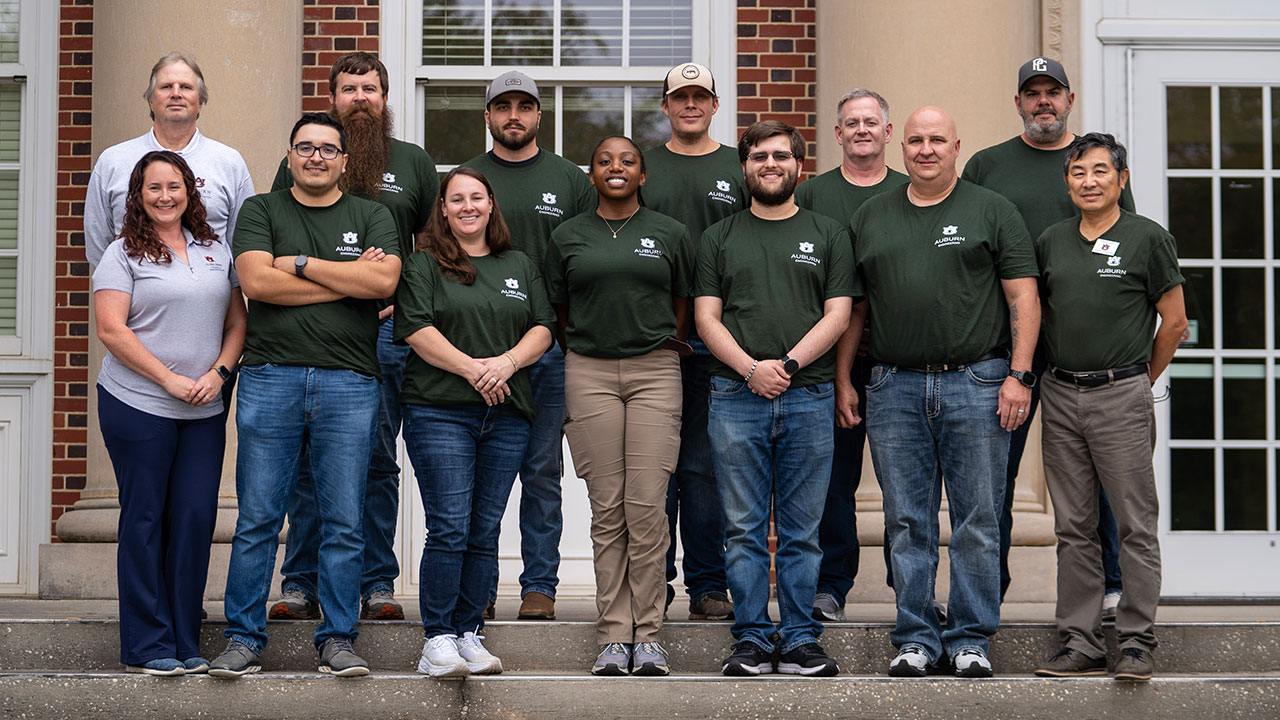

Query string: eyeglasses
[291,142,343,160]
[746,150,796,164]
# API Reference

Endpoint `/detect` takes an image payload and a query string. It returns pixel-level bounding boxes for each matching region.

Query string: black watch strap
[1010,369,1037,388]
[214,365,232,381]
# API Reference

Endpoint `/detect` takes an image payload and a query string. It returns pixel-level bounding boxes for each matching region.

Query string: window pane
[1167,177,1211,258]
[492,0,553,66]
[1167,86,1211,169]
[1223,449,1267,530]
[1220,87,1263,170]
[0,170,15,251]
[423,86,487,165]
[1223,359,1265,439]
[0,84,16,162]
[1222,268,1263,349]
[630,0,693,67]
[0,0,17,63]
[561,1,622,67]
[422,0,485,65]
[1273,88,1280,173]
[1170,448,1215,530]
[562,87,623,166]
[1181,267,1214,351]
[1221,177,1263,258]
[1170,359,1214,439]
[631,86,669,152]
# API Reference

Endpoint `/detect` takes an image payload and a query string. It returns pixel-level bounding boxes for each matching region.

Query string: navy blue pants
[98,386,224,665]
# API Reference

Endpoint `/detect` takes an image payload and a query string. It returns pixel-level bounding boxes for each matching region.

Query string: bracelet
[502,352,519,371]
[744,360,759,383]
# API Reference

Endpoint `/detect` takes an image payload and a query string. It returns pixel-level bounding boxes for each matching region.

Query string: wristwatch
[294,254,310,278]
[1009,369,1037,388]
[214,365,232,381]
[781,355,800,376]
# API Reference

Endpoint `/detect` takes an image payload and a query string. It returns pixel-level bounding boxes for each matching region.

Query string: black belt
[1051,363,1147,388]
[904,347,1008,374]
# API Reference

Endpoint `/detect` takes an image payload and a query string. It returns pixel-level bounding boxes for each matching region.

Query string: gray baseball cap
[1017,56,1070,90]
[486,70,540,106]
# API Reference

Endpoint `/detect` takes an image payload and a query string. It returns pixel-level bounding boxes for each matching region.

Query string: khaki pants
[1041,372,1161,657]
[564,348,682,644]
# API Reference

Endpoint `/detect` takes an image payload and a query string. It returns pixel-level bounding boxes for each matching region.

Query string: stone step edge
[5,618,1278,628]
[4,670,1279,681]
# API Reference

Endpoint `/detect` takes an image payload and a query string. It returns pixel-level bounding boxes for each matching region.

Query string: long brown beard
[334,102,394,198]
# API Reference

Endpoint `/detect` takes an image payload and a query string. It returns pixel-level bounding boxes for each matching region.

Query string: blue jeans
[222,364,379,652]
[709,376,833,653]
[279,319,406,601]
[866,358,1009,663]
[99,387,224,665]
[404,403,529,638]
[665,340,728,603]
[817,354,872,606]
[493,342,565,601]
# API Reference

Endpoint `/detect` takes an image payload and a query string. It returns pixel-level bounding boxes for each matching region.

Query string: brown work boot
[517,591,556,620]
[483,600,496,620]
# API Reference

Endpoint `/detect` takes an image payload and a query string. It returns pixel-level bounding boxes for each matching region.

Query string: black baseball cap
[1018,57,1070,91]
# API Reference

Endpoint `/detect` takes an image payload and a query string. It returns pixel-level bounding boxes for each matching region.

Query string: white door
[1131,48,1280,595]
[0,394,23,587]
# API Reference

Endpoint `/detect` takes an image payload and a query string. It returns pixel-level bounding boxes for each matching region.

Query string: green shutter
[0,0,17,64]
[0,84,18,162]
[0,257,15,335]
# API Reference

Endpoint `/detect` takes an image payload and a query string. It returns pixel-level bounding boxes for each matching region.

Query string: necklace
[600,209,639,239]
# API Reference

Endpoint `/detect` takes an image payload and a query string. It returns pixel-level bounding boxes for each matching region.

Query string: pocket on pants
[965,357,1009,385]
[866,364,894,392]
[710,376,747,396]
[799,381,834,398]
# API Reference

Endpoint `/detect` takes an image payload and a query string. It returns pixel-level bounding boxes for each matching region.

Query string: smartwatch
[214,365,232,381]
[294,254,310,278]
[1009,369,1037,388]
[781,355,800,376]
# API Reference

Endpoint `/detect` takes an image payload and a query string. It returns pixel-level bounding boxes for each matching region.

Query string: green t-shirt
[795,166,909,228]
[641,144,748,242]
[849,180,1038,367]
[461,150,596,269]
[695,209,860,386]
[394,251,554,422]
[1037,210,1184,372]
[545,207,693,358]
[233,190,400,377]
[272,138,439,260]
[961,135,1136,242]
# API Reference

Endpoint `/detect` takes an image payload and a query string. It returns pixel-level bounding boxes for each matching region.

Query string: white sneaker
[456,631,503,674]
[1102,591,1122,620]
[953,648,993,678]
[889,644,929,677]
[417,634,470,678]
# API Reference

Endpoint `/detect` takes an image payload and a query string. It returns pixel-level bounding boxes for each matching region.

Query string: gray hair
[836,88,890,126]
[144,52,209,119]
[1063,132,1128,175]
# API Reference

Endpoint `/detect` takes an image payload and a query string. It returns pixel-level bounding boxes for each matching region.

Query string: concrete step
[2,671,1278,719]
[3,617,1277,675]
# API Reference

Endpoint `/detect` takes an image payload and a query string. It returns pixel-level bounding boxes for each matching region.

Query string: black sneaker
[1114,647,1154,682]
[778,643,839,677]
[722,640,774,676]
[1035,647,1107,677]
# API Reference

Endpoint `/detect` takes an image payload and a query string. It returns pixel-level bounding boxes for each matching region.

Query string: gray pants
[1041,372,1161,658]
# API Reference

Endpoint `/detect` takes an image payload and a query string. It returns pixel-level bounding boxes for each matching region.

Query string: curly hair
[416,167,511,285]
[119,151,218,264]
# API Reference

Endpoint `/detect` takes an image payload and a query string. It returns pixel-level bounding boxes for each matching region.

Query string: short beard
[745,167,799,206]
[489,117,538,153]
[334,102,393,198]
[1021,107,1068,145]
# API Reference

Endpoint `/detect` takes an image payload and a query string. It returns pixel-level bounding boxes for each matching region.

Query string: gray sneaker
[689,591,733,620]
[208,640,261,679]
[269,588,320,620]
[632,641,670,676]
[361,589,404,620]
[318,637,369,677]
[812,592,846,622]
[591,642,632,676]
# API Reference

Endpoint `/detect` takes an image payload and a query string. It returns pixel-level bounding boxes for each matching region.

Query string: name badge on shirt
[1092,238,1119,256]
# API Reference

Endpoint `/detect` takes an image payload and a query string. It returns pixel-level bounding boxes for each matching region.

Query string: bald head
[902,106,960,193]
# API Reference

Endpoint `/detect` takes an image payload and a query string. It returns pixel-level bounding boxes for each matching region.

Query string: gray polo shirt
[92,232,238,419]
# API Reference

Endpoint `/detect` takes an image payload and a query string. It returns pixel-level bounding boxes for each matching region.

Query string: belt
[1050,363,1147,388]
[904,347,1008,374]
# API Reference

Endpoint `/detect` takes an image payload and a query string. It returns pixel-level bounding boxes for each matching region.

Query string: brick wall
[51,0,93,536]
[736,0,818,175]
[302,0,381,111]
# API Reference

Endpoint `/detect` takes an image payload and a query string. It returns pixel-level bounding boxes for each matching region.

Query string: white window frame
[382,0,737,163]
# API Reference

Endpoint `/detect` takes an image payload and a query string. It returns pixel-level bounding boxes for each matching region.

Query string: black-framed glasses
[746,150,796,164]
[291,142,343,160]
